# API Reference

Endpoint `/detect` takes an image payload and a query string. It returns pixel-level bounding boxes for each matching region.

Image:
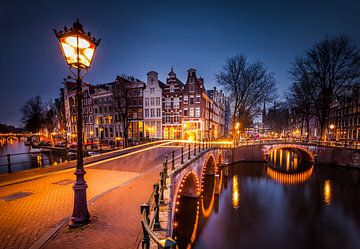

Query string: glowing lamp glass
[59,34,96,69]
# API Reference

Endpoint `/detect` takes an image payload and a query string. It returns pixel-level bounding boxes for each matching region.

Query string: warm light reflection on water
[175,150,360,249]
[232,175,239,209]
[323,180,332,205]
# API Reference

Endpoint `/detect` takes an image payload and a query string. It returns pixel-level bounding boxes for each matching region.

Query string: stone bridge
[231,142,360,167]
[163,147,230,237]
[149,141,360,247]
[0,133,26,141]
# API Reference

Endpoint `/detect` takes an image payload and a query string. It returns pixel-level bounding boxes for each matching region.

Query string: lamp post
[54,19,100,227]
[99,127,104,152]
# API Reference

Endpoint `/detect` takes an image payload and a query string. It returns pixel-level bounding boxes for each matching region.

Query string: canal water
[0,139,71,173]
[174,148,360,249]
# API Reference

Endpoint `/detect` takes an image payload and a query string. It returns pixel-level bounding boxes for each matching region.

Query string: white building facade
[143,71,164,138]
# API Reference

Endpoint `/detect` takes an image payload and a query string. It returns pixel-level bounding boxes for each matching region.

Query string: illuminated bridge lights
[266,166,314,185]
[268,144,315,162]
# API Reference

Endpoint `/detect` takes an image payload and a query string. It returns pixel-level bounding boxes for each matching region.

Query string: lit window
[195,107,200,117]
[189,108,194,117]
[174,97,179,109]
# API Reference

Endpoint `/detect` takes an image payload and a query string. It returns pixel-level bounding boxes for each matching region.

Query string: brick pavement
[43,165,161,249]
[0,146,174,249]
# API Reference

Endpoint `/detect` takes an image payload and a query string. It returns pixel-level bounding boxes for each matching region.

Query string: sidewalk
[43,165,161,249]
[0,144,174,249]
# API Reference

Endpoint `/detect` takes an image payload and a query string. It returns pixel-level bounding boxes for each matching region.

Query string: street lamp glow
[329,124,335,130]
[54,19,100,69]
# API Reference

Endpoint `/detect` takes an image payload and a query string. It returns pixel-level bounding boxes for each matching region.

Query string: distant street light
[54,19,100,228]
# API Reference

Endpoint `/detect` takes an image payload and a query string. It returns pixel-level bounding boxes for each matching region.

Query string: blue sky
[1,0,359,125]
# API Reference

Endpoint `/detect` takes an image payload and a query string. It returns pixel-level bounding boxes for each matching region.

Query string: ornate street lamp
[54,19,100,227]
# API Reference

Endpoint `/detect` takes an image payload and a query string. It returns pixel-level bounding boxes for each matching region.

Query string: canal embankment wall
[231,144,360,168]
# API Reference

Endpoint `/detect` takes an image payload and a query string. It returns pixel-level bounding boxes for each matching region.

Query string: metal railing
[140,157,176,249]
[0,151,68,173]
[233,138,360,149]
[140,141,216,248]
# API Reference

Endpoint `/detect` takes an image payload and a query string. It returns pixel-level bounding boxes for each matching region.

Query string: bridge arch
[175,171,200,199]
[217,150,224,165]
[201,153,217,177]
[267,144,315,162]
[6,136,19,142]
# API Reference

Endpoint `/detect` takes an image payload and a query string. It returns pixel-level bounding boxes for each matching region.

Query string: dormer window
[170,83,174,92]
[189,85,194,92]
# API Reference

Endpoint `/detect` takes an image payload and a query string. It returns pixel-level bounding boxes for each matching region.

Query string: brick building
[329,84,360,141]
[162,68,184,139]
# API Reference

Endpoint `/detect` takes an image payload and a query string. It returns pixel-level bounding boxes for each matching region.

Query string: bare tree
[20,96,46,134]
[216,54,277,132]
[287,79,313,138]
[290,35,360,140]
[263,101,289,134]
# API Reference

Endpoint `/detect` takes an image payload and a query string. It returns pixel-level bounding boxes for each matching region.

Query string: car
[39,140,52,146]
[55,141,67,147]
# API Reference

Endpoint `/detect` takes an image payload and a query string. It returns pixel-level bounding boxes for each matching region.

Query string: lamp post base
[69,169,90,228]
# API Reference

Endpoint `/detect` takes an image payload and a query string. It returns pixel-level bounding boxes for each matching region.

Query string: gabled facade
[92,84,114,144]
[182,68,207,141]
[162,68,184,139]
[143,71,165,138]
[63,80,94,143]
[206,87,226,138]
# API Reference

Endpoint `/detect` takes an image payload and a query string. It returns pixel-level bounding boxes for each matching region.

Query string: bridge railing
[167,140,222,172]
[0,151,68,173]
[232,138,360,150]
[140,140,220,248]
[140,157,177,249]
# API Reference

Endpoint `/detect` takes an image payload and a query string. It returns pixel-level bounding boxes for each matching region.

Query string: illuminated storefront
[183,120,204,141]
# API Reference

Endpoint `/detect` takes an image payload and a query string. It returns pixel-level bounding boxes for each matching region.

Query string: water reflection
[175,153,360,249]
[0,140,73,173]
[232,175,239,209]
[267,148,314,184]
[323,180,332,205]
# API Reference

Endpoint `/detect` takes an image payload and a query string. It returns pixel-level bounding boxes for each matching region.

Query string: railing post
[163,158,168,179]
[7,154,12,173]
[153,183,161,230]
[194,143,196,156]
[159,171,165,205]
[188,144,191,160]
[140,203,150,249]
[172,151,175,170]
[181,147,184,164]
[198,142,200,153]
[202,139,205,150]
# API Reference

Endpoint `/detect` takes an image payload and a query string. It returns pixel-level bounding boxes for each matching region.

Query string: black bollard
[7,154,12,173]
[181,147,184,164]
[153,183,161,230]
[188,144,191,160]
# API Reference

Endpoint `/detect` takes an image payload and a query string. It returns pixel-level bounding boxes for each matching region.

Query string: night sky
[1,0,359,126]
